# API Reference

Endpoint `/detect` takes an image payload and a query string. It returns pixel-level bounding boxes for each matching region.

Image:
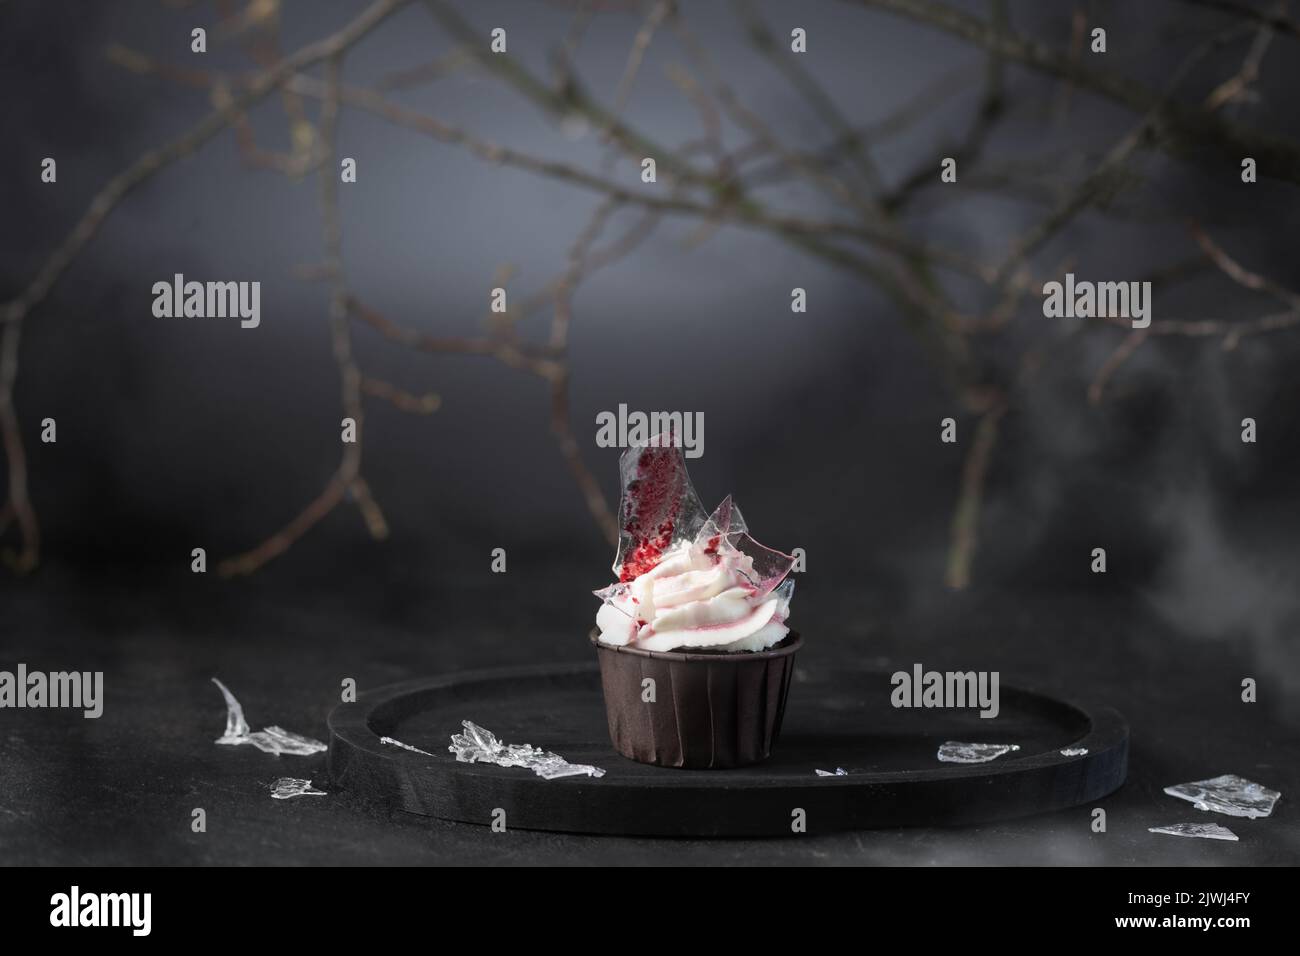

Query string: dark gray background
[1,0,1297,864]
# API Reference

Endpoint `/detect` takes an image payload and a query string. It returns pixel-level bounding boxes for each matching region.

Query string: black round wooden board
[327,662,1128,837]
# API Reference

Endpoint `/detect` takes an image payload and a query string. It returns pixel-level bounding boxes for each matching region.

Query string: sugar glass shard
[729,532,796,597]
[256,726,327,755]
[270,777,327,800]
[466,721,500,753]
[536,761,599,780]
[211,677,251,742]
[937,741,1020,764]
[773,578,795,605]
[613,437,708,581]
[381,735,435,756]
[593,581,635,619]
[211,677,325,756]
[696,495,748,545]
[815,767,848,777]
[770,579,796,623]
[1163,774,1280,819]
[1060,747,1089,756]
[448,720,605,779]
[692,495,794,598]
[1149,822,1238,841]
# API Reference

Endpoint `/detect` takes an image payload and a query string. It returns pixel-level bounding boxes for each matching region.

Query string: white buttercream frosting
[595,539,794,653]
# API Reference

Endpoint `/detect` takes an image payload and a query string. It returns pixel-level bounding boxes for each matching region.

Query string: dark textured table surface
[3,549,1296,866]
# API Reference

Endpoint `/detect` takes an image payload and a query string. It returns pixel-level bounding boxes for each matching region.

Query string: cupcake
[591,435,800,768]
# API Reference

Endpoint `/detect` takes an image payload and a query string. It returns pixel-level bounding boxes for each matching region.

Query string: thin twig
[218,51,385,577]
[550,369,618,545]
[348,296,564,378]
[601,0,673,160]
[1052,5,1087,121]
[1189,220,1300,309]
[361,378,442,413]
[1204,1,1284,111]
[945,400,1007,590]
[1088,329,1151,404]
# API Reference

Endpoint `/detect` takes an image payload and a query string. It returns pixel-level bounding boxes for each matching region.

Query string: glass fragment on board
[449,720,605,780]
[937,741,1020,764]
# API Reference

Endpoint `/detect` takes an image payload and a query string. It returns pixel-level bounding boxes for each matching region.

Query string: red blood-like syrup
[617,446,684,582]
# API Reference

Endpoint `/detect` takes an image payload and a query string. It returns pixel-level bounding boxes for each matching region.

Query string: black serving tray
[327,662,1127,837]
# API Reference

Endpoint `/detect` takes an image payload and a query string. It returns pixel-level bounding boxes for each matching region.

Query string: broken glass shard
[1060,747,1089,756]
[815,767,848,777]
[448,720,605,779]
[270,777,327,800]
[728,532,797,597]
[212,676,252,742]
[693,495,794,598]
[699,494,747,540]
[1163,774,1280,819]
[613,438,708,582]
[592,581,634,618]
[1149,822,1238,841]
[211,678,326,756]
[937,741,1020,763]
[253,726,326,756]
[381,735,435,756]
[773,578,795,607]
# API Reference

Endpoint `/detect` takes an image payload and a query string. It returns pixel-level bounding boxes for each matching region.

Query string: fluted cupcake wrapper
[590,630,801,769]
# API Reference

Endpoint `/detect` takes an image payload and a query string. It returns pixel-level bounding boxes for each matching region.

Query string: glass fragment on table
[1163,774,1280,819]
[211,678,326,756]
[1148,822,1238,841]
[270,777,327,800]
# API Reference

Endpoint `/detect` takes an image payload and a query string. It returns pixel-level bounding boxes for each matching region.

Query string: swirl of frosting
[595,539,794,653]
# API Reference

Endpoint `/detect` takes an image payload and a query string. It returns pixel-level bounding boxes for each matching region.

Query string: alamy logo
[595,404,704,458]
[1042,272,1151,329]
[152,273,261,328]
[891,664,1000,718]
[0,664,103,718]
[50,886,151,936]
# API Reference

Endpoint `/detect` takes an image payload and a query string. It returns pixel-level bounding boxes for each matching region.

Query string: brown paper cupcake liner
[590,629,801,769]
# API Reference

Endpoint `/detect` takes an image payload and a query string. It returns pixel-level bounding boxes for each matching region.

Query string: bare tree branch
[841,0,1300,183]
[1,0,410,575]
